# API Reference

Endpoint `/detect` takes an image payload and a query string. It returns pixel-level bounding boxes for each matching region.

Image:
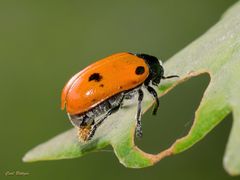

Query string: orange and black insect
[61,52,178,141]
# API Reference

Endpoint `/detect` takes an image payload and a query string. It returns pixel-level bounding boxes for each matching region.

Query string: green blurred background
[0,0,239,179]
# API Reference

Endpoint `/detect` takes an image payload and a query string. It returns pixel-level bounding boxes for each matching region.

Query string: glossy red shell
[61,52,149,115]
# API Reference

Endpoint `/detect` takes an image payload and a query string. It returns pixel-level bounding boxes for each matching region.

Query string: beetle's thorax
[135,53,164,86]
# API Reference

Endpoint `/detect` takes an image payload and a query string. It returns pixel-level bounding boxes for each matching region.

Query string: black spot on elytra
[89,73,102,82]
[135,66,145,75]
[99,84,104,87]
[120,86,123,89]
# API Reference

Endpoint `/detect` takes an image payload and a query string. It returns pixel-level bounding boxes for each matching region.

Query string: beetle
[61,52,178,141]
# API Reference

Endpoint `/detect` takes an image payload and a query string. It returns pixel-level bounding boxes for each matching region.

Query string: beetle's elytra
[61,52,178,141]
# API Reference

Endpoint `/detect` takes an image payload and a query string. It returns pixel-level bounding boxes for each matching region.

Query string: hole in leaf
[136,73,210,154]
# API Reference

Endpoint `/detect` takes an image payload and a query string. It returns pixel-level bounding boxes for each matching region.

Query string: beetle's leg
[136,88,144,138]
[87,95,124,140]
[82,115,91,125]
[146,86,159,115]
[87,104,122,140]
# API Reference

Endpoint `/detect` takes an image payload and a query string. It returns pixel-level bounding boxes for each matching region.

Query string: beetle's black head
[135,53,164,86]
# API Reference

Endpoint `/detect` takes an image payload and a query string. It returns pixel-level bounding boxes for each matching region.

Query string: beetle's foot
[85,126,97,141]
[78,125,93,142]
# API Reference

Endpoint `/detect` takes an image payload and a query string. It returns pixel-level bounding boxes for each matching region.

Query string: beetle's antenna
[162,75,179,79]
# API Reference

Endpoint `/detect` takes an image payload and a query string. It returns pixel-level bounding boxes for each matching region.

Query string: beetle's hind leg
[86,94,125,141]
[87,104,122,140]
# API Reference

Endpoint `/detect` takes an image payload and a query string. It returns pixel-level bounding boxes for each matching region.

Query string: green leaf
[23,1,240,175]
